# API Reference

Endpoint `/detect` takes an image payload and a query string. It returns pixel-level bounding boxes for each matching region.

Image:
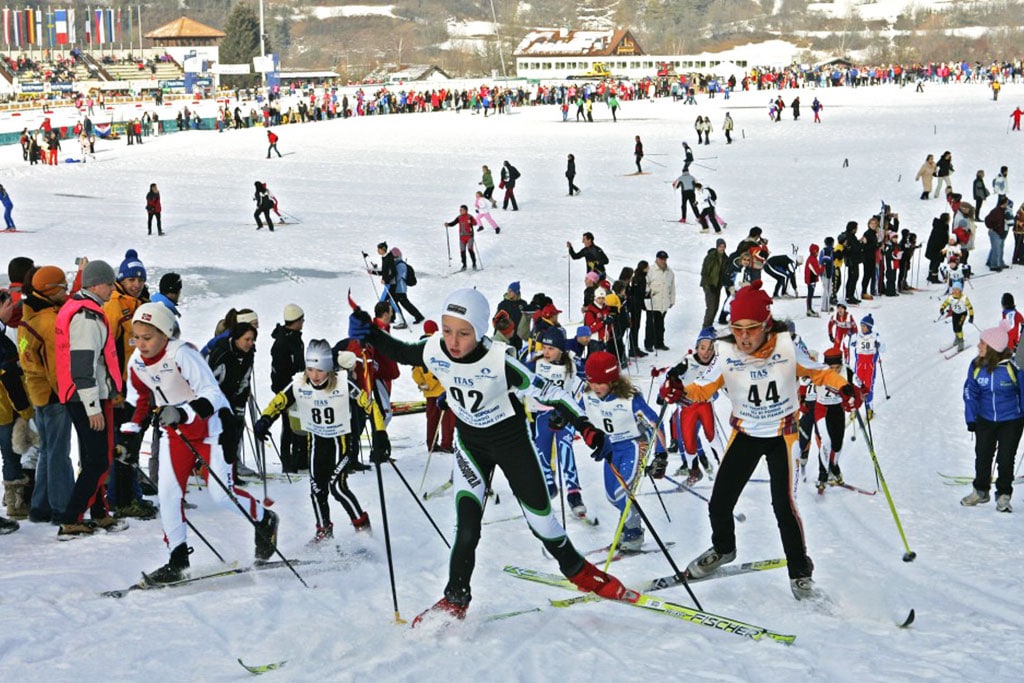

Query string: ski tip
[900,608,916,628]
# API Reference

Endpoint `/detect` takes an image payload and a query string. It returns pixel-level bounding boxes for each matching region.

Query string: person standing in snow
[253,181,274,231]
[566,153,580,196]
[915,154,936,200]
[266,129,281,158]
[960,320,1023,513]
[500,160,520,211]
[0,185,14,231]
[672,169,699,223]
[722,114,734,144]
[566,232,609,281]
[474,191,500,232]
[271,304,308,472]
[347,289,630,625]
[933,150,954,198]
[633,136,644,174]
[658,281,861,600]
[479,165,498,207]
[146,183,162,236]
[444,205,479,271]
[973,169,990,218]
[646,250,675,352]
[389,247,425,324]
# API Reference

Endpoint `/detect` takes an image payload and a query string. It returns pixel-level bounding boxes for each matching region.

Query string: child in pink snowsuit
[474,191,500,233]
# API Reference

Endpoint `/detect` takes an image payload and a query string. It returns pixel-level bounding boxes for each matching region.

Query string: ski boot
[567,561,630,600]
[0,516,19,535]
[667,439,679,453]
[352,511,371,532]
[412,586,470,627]
[828,463,844,486]
[254,509,280,561]
[686,464,703,487]
[647,453,668,479]
[620,526,645,553]
[144,543,191,585]
[567,491,587,518]
[309,523,334,544]
[699,453,714,478]
[790,576,825,601]
[686,546,736,578]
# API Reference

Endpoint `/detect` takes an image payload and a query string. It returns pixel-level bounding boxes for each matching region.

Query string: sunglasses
[729,322,765,335]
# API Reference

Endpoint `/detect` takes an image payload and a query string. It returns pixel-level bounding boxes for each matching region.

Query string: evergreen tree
[219,2,269,88]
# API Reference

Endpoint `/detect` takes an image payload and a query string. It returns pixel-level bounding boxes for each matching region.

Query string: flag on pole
[13,8,21,47]
[68,7,75,43]
[2,8,9,47]
[115,7,120,42]
[105,8,113,43]
[84,7,91,44]
[25,7,34,45]
[55,8,67,44]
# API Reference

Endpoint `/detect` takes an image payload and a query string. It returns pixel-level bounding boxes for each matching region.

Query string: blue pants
[532,411,580,494]
[0,421,21,481]
[31,403,74,519]
[3,205,13,229]
[604,442,639,515]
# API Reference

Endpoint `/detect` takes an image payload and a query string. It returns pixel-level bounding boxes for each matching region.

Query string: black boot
[254,509,279,562]
[144,543,191,584]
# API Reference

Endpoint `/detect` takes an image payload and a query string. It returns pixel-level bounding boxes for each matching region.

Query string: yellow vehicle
[568,62,614,80]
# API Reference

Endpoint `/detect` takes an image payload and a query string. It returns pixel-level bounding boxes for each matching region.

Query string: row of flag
[1,6,142,47]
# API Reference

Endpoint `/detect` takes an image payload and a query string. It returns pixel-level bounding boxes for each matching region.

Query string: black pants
[628,307,644,355]
[699,208,721,233]
[267,143,281,158]
[309,434,363,528]
[681,190,699,220]
[861,261,877,296]
[567,175,579,195]
[845,262,860,301]
[448,421,584,601]
[973,417,1024,496]
[255,207,274,230]
[702,286,721,329]
[482,186,494,201]
[148,212,162,234]
[62,400,114,524]
[279,418,309,472]
[765,265,795,297]
[645,310,665,349]
[708,430,812,579]
[725,129,732,143]
[928,256,943,281]
[391,291,423,322]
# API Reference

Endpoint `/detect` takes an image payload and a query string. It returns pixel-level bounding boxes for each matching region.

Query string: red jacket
[804,245,822,284]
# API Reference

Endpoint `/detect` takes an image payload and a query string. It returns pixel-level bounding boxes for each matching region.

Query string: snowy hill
[2,81,1023,679]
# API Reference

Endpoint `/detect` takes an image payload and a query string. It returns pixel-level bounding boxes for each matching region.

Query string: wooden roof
[144,16,225,40]
[514,28,644,58]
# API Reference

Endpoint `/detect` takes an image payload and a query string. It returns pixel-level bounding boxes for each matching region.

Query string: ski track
[3,82,1024,679]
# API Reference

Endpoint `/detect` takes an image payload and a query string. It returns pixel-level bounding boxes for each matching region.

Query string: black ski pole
[646,472,671,523]
[121,451,227,564]
[388,459,450,549]
[877,355,891,400]
[376,458,406,624]
[607,460,702,611]
[172,427,309,587]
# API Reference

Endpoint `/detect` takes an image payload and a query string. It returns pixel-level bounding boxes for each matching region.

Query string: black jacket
[207,334,254,412]
[925,217,950,261]
[270,324,304,393]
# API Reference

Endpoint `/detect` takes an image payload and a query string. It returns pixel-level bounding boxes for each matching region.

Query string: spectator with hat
[645,250,675,352]
[270,303,308,472]
[152,272,182,318]
[496,281,528,343]
[54,259,127,538]
[700,238,728,329]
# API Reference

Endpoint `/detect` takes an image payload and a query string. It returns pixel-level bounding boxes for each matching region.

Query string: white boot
[961,489,990,506]
[996,494,1012,513]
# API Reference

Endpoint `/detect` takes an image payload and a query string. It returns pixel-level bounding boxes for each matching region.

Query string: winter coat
[566,157,576,179]
[207,334,254,413]
[270,324,304,393]
[394,259,411,294]
[481,168,495,189]
[146,190,161,215]
[936,154,954,178]
[839,227,863,263]
[992,173,1008,196]
[628,272,648,314]
[973,176,990,203]
[647,263,676,312]
[925,217,950,261]
[915,161,936,192]
[700,247,726,289]
[804,245,822,284]
[963,359,1024,424]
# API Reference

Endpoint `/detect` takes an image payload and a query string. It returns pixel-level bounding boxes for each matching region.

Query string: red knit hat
[422,320,438,335]
[585,351,620,384]
[730,280,773,325]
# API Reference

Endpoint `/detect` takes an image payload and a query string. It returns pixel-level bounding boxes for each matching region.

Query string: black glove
[966,422,976,433]
[667,360,689,380]
[580,423,612,462]
[969,316,974,324]
[548,411,567,431]
[370,430,391,464]
[158,405,185,427]
[253,415,273,441]
[436,391,448,413]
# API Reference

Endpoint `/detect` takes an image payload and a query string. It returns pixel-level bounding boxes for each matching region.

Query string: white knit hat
[442,288,489,340]
[132,302,178,339]
[304,338,334,371]
[283,303,304,323]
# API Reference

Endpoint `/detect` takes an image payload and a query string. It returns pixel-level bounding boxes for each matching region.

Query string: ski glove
[548,410,567,431]
[667,360,689,380]
[839,383,863,411]
[580,423,612,461]
[348,308,373,341]
[966,422,976,433]
[158,405,185,427]
[657,377,688,405]
[370,430,391,464]
[253,415,273,441]
[436,391,448,413]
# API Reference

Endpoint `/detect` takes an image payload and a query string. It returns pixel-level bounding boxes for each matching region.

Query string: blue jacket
[963,359,1024,424]
[394,259,409,295]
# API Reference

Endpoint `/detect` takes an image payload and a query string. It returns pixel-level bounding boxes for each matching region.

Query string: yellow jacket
[412,366,444,398]
[17,293,61,407]
[104,286,145,379]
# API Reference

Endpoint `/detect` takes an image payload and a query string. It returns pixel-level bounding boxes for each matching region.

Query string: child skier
[123,303,279,583]
[827,302,856,363]
[443,205,479,271]
[852,315,885,419]
[254,339,373,542]
[939,285,975,353]
[665,327,725,484]
[1000,292,1024,351]
[804,244,822,317]
[348,289,629,624]
[473,191,500,234]
[525,327,588,517]
[580,351,665,551]
[815,347,852,492]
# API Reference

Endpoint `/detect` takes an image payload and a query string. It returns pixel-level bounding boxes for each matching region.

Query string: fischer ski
[503,565,795,644]
[423,479,453,500]
[484,606,543,622]
[238,658,287,674]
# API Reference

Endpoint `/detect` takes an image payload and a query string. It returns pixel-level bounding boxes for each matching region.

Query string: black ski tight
[309,434,364,527]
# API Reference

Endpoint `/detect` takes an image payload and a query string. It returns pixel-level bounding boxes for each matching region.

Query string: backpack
[404,261,417,286]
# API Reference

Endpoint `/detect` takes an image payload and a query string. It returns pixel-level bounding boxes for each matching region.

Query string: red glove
[839,383,863,411]
[657,377,687,405]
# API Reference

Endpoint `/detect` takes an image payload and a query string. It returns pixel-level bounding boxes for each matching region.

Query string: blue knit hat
[117,249,147,282]
[576,325,592,338]
[695,326,716,346]
[861,314,874,330]
[507,281,521,295]
[539,326,566,351]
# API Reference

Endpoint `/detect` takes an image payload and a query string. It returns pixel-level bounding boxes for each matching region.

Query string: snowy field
[1,81,1023,681]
